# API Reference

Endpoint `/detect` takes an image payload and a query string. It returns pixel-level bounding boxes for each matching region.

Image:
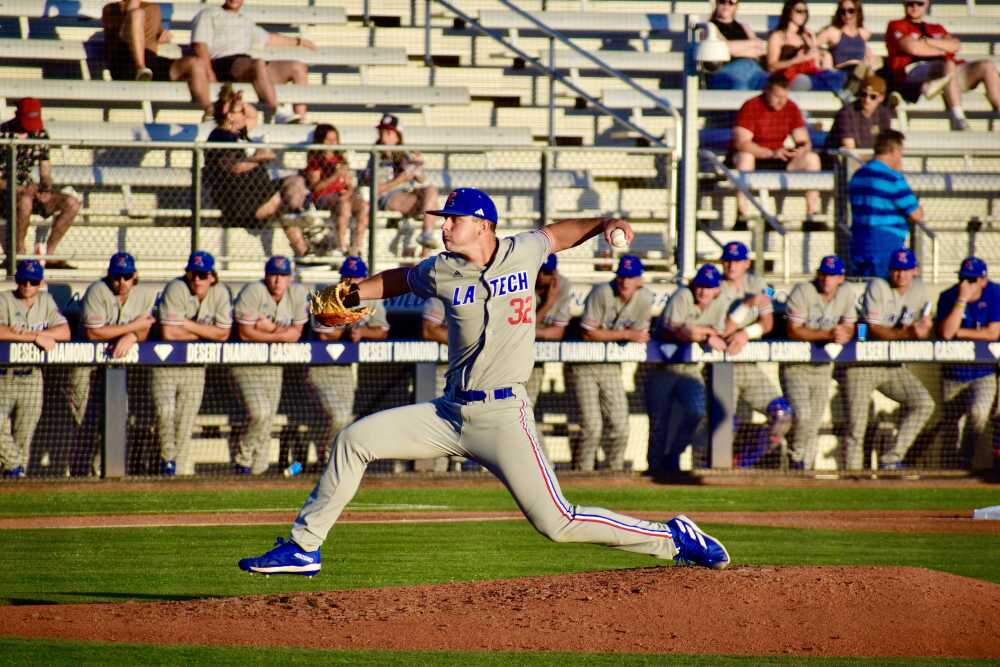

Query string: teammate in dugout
[68,252,156,476]
[935,257,1000,471]
[308,256,390,464]
[718,241,794,467]
[231,255,309,475]
[526,254,572,444]
[573,255,653,472]
[0,260,70,478]
[843,247,934,471]
[154,251,232,476]
[239,187,730,574]
[647,263,729,474]
[781,255,856,471]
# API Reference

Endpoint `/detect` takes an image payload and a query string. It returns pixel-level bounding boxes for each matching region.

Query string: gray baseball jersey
[0,290,67,331]
[406,229,552,391]
[234,281,309,328]
[580,281,653,333]
[158,278,233,329]
[720,273,773,326]
[422,296,446,325]
[540,272,573,327]
[861,278,931,327]
[785,281,856,330]
[657,287,728,333]
[81,280,156,329]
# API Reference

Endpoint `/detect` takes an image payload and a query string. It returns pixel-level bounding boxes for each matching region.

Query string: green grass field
[1,480,997,664]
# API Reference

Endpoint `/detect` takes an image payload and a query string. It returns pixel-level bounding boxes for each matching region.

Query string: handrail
[427,0,668,148]
[489,0,682,149]
[697,148,785,235]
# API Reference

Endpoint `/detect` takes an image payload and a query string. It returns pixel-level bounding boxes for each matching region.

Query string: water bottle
[857,323,868,341]
[283,461,303,478]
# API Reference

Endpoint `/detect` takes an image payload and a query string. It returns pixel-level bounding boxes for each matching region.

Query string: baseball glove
[309,282,373,327]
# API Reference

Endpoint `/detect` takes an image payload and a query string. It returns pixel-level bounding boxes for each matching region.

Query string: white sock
[950,106,967,121]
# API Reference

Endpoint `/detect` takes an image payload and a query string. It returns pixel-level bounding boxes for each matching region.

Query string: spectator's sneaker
[666,514,731,570]
[950,116,971,131]
[416,231,440,249]
[272,104,301,124]
[135,67,154,82]
[887,91,905,112]
[238,537,321,576]
[233,465,252,475]
[3,466,25,478]
[161,459,177,477]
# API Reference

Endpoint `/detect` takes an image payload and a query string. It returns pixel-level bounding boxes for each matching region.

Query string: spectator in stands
[154,251,232,476]
[705,0,769,90]
[0,99,81,270]
[361,114,440,258]
[843,247,934,470]
[935,257,1000,471]
[730,75,822,227]
[782,255,856,470]
[101,0,213,119]
[575,255,652,472]
[68,252,156,476]
[309,256,389,462]
[767,0,848,92]
[647,263,728,474]
[204,86,319,259]
[847,129,924,278]
[304,124,369,256]
[717,241,792,468]
[885,0,1000,130]
[0,260,70,478]
[816,0,878,82]
[191,0,316,124]
[231,255,308,475]
[526,254,572,448]
[825,74,892,149]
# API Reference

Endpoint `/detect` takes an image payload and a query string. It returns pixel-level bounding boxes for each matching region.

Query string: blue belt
[452,387,514,404]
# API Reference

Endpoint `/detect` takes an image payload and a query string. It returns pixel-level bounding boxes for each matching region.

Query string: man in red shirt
[885,0,1000,130]
[729,74,821,226]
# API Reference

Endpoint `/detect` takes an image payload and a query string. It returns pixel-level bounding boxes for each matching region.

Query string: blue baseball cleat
[2,466,25,478]
[238,537,321,576]
[666,514,731,570]
[161,460,176,477]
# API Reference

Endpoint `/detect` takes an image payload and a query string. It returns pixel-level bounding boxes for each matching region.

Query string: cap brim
[427,207,493,222]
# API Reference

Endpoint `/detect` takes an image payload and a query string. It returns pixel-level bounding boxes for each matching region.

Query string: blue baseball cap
[15,259,43,282]
[541,254,557,273]
[339,255,368,278]
[721,241,750,261]
[186,251,215,273]
[690,263,722,288]
[888,247,918,271]
[958,256,987,279]
[428,188,498,224]
[107,252,136,277]
[615,254,644,278]
[817,255,845,276]
[265,255,292,276]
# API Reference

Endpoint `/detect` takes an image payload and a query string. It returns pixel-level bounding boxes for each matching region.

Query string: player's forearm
[954,327,998,341]
[48,323,71,342]
[85,323,139,341]
[535,324,566,340]
[581,327,630,342]
[0,326,42,343]
[358,267,411,301]
[938,308,965,340]
[787,321,834,342]
[237,323,302,342]
[543,217,609,253]
[421,321,448,343]
[355,327,388,341]
[867,323,914,340]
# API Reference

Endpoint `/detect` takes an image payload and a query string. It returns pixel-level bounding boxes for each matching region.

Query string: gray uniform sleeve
[158,280,190,326]
[82,281,112,329]
[291,283,310,325]
[580,284,607,331]
[422,297,445,324]
[836,285,858,323]
[785,283,808,323]
[633,289,653,331]
[862,279,890,325]
[406,256,438,299]
[0,293,11,326]
[545,276,573,327]
[234,282,266,326]
[662,289,691,330]
[209,284,233,328]
[41,292,67,328]
[513,228,554,271]
[366,301,390,331]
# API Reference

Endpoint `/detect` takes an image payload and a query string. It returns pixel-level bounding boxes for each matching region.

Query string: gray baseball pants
[843,365,934,469]
[0,368,43,471]
[570,363,628,471]
[232,365,283,474]
[941,373,997,471]
[780,363,834,470]
[152,366,205,467]
[290,384,677,559]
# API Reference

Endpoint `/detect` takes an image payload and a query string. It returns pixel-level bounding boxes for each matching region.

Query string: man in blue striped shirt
[847,130,925,278]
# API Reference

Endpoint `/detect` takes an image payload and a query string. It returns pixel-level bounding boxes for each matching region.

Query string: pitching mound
[3,566,998,657]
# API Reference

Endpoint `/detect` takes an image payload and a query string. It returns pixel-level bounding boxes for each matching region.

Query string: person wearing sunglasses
[66,252,156,476]
[886,0,1000,130]
[705,0,770,90]
[0,259,71,478]
[153,251,233,476]
[816,0,878,82]
[767,0,848,92]
[825,74,893,149]
[935,257,1000,472]
[230,255,308,475]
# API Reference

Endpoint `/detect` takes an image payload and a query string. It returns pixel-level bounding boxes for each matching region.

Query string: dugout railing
[0,339,995,479]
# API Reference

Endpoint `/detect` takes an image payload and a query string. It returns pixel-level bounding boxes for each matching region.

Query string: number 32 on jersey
[508,296,533,325]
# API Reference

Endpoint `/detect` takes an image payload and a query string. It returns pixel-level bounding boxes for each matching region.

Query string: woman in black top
[705,0,769,90]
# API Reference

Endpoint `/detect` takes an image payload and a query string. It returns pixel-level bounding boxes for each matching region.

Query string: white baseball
[610,228,628,248]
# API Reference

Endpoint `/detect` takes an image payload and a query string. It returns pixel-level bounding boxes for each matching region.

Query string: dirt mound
[3,566,998,657]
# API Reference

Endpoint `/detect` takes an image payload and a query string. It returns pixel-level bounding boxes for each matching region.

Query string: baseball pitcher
[239,188,730,575]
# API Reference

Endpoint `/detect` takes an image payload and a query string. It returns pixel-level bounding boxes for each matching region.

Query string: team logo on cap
[898,251,909,263]
[346,258,358,270]
[825,257,837,269]
[116,255,129,268]
[193,255,205,267]
[965,259,975,272]
[446,191,458,207]
[727,243,739,254]
[622,258,634,270]
[274,257,287,270]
